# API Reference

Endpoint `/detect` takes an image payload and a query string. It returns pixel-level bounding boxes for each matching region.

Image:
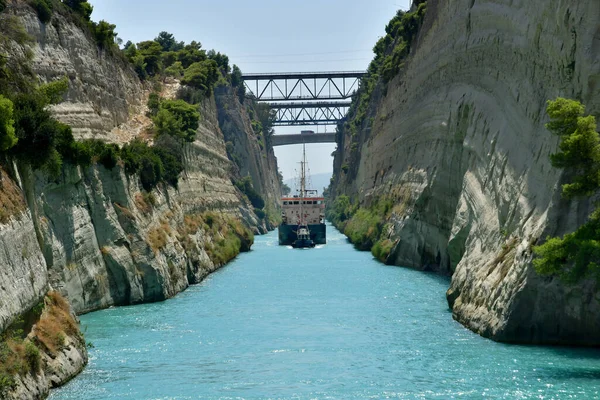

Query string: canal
[51,225,600,399]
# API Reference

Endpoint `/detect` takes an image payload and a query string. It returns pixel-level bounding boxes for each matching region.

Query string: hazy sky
[89,0,411,180]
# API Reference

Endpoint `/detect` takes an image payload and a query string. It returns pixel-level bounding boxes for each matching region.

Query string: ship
[278,144,326,247]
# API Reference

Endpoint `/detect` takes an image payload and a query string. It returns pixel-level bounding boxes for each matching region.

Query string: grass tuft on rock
[0,291,81,395]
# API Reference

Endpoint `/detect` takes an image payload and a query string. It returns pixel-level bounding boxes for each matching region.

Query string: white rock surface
[0,209,48,332]
[16,5,145,141]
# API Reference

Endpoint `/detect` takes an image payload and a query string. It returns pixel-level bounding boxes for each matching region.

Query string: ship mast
[299,143,306,225]
[300,143,306,199]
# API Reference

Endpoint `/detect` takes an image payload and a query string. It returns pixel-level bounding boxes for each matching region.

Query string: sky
[89,0,412,180]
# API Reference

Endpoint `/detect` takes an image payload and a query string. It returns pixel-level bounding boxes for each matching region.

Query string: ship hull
[278,223,326,245]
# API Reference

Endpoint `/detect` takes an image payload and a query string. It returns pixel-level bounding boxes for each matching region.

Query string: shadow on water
[546,345,600,360]
[533,365,600,381]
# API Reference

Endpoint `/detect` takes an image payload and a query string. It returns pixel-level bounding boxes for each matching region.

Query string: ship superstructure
[278,145,326,246]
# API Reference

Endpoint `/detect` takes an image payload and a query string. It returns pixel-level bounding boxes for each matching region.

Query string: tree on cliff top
[62,0,93,21]
[92,20,117,49]
[155,31,184,52]
[180,59,219,95]
[137,41,163,76]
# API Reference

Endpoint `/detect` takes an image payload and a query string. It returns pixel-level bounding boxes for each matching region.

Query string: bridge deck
[271,133,336,147]
[242,71,366,80]
[268,101,353,109]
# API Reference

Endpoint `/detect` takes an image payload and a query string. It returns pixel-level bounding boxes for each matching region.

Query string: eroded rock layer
[331,0,600,344]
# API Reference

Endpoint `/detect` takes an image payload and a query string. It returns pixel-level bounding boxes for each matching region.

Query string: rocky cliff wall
[1,0,280,321]
[22,93,257,315]
[216,86,281,227]
[331,0,600,344]
[0,2,280,397]
[0,167,47,333]
[14,2,145,141]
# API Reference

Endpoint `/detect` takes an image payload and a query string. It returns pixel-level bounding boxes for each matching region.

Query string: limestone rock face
[0,3,281,396]
[30,96,258,314]
[15,5,144,141]
[331,0,600,344]
[216,87,282,231]
[0,4,279,317]
[0,168,48,333]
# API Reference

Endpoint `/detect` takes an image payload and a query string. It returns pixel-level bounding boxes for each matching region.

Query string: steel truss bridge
[242,71,365,102]
[242,71,365,145]
[269,101,352,126]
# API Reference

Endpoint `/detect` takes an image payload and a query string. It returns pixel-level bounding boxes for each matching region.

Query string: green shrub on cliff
[32,0,53,24]
[181,59,219,96]
[121,32,238,102]
[165,61,184,79]
[196,212,253,266]
[121,140,165,191]
[153,99,200,142]
[147,92,160,117]
[533,98,600,283]
[92,141,120,170]
[380,2,427,83]
[120,137,183,191]
[39,76,68,104]
[6,78,101,176]
[10,90,71,174]
[235,176,265,209]
[0,0,6,13]
[372,238,395,263]
[328,194,351,227]
[344,208,384,250]
[91,20,117,49]
[534,209,600,283]
[153,134,184,187]
[545,98,600,198]
[330,196,394,251]
[0,95,17,151]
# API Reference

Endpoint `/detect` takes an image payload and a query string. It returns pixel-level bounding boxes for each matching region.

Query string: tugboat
[279,144,326,247]
[292,225,315,248]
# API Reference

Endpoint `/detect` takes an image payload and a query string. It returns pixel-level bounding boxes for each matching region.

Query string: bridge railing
[242,71,366,79]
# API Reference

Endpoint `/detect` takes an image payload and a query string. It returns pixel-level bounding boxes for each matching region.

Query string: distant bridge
[271,132,336,147]
[242,71,364,129]
[269,101,352,126]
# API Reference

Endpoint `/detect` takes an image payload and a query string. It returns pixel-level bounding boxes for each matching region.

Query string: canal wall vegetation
[0,0,280,397]
[328,0,600,345]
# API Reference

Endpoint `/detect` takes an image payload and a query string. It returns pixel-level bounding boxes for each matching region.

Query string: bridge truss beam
[270,101,352,126]
[242,71,365,101]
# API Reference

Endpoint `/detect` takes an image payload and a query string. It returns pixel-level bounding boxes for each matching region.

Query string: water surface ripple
[51,226,600,399]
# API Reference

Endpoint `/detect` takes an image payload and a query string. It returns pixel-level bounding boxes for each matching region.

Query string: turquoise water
[51,226,600,399]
